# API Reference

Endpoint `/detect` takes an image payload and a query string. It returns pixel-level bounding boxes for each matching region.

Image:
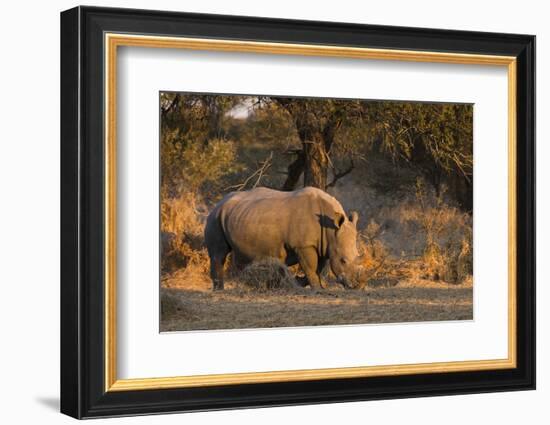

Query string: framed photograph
[60,6,535,419]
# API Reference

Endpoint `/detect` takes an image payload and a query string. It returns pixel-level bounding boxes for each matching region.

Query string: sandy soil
[160,273,473,332]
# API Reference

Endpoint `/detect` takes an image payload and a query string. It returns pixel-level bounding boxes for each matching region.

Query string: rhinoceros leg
[205,213,232,290]
[205,226,230,291]
[296,247,324,290]
[209,250,229,291]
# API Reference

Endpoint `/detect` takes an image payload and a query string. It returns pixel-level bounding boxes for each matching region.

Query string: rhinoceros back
[205,187,343,264]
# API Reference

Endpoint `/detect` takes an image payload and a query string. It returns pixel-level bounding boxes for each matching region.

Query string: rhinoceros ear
[349,211,359,226]
[334,212,345,229]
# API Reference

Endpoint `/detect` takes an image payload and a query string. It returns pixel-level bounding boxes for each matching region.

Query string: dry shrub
[237,258,298,292]
[350,179,473,286]
[398,180,473,284]
[161,191,204,237]
[161,233,210,276]
[359,220,390,270]
[355,220,404,288]
[160,192,209,275]
[444,225,473,283]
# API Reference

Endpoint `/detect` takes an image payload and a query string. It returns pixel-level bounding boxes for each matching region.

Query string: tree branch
[225,152,273,191]
[326,160,354,188]
[161,93,180,117]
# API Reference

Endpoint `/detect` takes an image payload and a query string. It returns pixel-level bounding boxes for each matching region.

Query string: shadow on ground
[35,396,59,412]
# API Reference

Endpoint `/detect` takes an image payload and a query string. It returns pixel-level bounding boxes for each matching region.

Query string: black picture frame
[60,5,535,419]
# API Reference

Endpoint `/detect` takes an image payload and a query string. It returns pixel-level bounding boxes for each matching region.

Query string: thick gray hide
[204,187,359,290]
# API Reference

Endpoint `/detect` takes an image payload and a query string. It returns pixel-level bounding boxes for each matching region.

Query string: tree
[160,93,243,196]
[365,101,473,209]
[160,92,474,211]
[266,97,361,190]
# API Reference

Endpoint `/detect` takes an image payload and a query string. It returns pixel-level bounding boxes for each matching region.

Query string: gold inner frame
[104,33,517,392]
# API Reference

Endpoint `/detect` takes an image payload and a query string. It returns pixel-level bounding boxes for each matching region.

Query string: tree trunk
[273,98,341,192]
[450,172,473,212]
[303,136,328,189]
[282,151,305,191]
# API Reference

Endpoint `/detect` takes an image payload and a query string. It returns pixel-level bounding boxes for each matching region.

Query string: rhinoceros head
[327,211,360,288]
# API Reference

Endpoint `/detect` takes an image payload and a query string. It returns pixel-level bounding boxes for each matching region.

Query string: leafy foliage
[365,101,473,201]
[160,93,243,196]
[160,92,473,210]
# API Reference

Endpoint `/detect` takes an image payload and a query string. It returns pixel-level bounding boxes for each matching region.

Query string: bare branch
[326,160,355,188]
[161,93,180,117]
[224,152,273,191]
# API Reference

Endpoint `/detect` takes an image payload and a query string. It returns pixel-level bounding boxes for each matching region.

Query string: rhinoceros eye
[340,258,347,265]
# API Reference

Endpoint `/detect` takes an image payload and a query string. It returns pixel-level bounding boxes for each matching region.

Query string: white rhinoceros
[204,187,360,290]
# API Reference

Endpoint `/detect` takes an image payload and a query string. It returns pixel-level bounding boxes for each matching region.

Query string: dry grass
[351,181,473,287]
[160,192,209,274]
[237,258,299,291]
[398,181,473,283]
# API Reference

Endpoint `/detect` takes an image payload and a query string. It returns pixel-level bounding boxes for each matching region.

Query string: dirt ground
[160,272,473,332]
